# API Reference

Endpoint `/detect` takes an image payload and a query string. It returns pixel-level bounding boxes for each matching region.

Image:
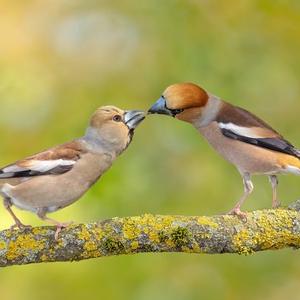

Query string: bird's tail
[292,148,300,159]
[0,183,15,199]
[280,154,300,175]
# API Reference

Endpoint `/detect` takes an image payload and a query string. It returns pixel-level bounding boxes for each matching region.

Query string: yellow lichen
[94,227,105,240]
[165,239,175,248]
[77,226,92,241]
[1,210,300,266]
[232,229,254,255]
[85,241,98,252]
[197,216,219,228]
[192,243,202,253]
[76,225,104,257]
[40,254,48,262]
[198,233,212,239]
[139,214,157,226]
[0,240,6,250]
[4,230,13,239]
[6,234,45,261]
[232,209,300,254]
[32,227,49,235]
[122,215,179,243]
[181,243,202,253]
[149,231,160,243]
[160,216,175,227]
[123,219,140,239]
[131,241,139,250]
[253,209,300,250]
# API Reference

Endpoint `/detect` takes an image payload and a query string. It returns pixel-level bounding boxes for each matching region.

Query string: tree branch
[1,201,300,267]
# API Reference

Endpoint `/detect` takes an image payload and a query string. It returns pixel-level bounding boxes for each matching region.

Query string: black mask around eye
[169,108,184,117]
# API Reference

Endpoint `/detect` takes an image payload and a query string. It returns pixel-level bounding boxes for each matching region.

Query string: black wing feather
[221,128,300,159]
[0,164,73,179]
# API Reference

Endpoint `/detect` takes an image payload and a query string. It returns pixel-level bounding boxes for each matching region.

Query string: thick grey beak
[148,96,173,116]
[124,110,146,130]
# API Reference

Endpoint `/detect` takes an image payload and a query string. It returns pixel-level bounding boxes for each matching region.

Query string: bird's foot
[272,200,281,209]
[228,207,247,221]
[54,221,73,240]
[10,221,32,230]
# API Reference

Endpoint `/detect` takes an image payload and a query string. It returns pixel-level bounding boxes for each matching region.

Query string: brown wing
[217,102,300,158]
[0,140,87,178]
[217,102,280,134]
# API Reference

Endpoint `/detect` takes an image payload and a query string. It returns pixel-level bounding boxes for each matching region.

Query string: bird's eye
[113,115,122,122]
[170,108,184,115]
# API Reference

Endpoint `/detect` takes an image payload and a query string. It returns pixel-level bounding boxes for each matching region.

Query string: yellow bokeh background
[1,1,300,299]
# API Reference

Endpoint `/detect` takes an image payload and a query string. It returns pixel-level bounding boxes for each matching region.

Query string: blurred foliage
[0,0,300,299]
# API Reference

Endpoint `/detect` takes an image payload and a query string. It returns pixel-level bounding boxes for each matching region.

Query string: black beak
[124,110,146,130]
[148,96,173,116]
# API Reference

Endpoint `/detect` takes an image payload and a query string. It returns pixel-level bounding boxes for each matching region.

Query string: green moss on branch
[1,201,300,267]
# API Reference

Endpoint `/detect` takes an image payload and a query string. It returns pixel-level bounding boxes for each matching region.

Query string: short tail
[284,165,300,175]
[291,148,300,159]
[0,183,13,198]
[279,152,300,175]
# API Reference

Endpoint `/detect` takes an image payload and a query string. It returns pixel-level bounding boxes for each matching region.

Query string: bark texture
[1,202,300,267]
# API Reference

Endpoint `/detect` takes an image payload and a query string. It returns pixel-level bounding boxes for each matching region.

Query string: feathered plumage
[149,82,300,216]
[0,106,145,238]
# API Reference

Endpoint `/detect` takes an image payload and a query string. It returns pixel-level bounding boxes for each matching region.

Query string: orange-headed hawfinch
[149,82,300,216]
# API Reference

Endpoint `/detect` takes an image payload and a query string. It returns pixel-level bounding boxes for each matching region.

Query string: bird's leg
[269,175,280,208]
[3,197,31,230]
[37,208,73,240]
[228,173,253,218]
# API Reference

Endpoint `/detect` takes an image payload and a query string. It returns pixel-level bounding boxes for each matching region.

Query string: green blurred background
[1,0,300,299]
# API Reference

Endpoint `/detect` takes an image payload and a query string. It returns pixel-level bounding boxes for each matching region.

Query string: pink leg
[269,175,281,208]
[37,208,72,240]
[45,217,73,240]
[3,198,31,230]
[228,173,253,220]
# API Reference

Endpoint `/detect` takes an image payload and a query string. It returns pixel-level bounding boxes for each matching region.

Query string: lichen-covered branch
[1,202,300,267]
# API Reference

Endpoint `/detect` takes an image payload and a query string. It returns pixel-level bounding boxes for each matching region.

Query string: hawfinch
[0,106,145,238]
[149,82,300,216]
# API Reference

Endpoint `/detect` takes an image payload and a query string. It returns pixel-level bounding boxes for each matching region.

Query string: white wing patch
[284,165,300,175]
[218,122,263,139]
[2,159,76,174]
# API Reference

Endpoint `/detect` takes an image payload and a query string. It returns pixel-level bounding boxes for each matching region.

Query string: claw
[10,222,31,230]
[54,221,73,240]
[272,200,281,209]
[228,207,247,222]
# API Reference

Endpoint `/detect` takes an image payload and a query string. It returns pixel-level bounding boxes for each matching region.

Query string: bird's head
[85,106,145,154]
[148,83,209,123]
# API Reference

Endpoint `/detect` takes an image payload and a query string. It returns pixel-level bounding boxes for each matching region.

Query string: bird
[148,82,300,216]
[0,106,145,238]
